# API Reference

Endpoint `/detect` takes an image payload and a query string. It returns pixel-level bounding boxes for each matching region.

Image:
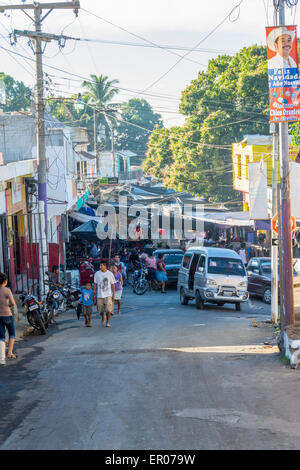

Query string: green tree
[48,74,120,152]
[144,45,270,204]
[115,98,163,157]
[0,73,32,112]
[82,74,120,150]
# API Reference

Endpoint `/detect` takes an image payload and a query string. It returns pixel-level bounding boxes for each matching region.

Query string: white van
[177,247,249,311]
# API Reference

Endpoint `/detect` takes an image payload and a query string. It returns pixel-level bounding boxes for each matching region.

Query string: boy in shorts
[79,281,94,327]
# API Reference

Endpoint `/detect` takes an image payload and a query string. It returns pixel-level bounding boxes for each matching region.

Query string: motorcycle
[44,282,62,323]
[55,283,82,312]
[133,266,149,295]
[45,274,81,312]
[19,293,47,335]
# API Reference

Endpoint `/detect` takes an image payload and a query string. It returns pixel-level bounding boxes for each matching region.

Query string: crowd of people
[76,247,169,329]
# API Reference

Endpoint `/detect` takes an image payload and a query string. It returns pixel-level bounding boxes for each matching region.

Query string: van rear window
[208,258,246,276]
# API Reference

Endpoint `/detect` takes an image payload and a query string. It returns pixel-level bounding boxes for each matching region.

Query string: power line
[132,0,245,96]
[80,7,207,68]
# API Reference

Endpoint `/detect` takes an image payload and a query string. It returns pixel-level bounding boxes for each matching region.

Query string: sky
[0,0,299,126]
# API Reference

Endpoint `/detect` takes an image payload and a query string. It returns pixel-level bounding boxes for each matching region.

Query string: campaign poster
[266,25,300,122]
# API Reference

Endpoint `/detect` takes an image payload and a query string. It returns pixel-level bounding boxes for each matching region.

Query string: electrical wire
[131,0,245,96]
[81,7,207,68]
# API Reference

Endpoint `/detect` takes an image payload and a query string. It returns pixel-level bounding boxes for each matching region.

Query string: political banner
[266,25,300,122]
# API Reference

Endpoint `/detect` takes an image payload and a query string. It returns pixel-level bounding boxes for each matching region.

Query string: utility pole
[93,108,99,175]
[278,0,295,326]
[271,122,279,324]
[270,6,280,325]
[0,1,80,296]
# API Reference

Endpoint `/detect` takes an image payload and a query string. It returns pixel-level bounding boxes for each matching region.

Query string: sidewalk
[9,305,33,342]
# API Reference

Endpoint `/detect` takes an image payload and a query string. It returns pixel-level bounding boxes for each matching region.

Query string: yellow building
[232,135,298,211]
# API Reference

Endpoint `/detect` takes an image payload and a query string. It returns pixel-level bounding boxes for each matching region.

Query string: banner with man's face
[266,25,300,122]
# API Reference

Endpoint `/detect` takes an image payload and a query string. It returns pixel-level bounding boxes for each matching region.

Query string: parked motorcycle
[60,283,82,311]
[44,282,62,323]
[45,274,81,313]
[19,293,47,335]
[133,266,149,295]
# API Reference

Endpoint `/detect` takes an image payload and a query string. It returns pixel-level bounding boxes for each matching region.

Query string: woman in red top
[156,254,168,294]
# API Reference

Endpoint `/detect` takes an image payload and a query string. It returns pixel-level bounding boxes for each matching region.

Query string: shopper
[156,254,168,294]
[146,251,157,292]
[93,261,116,328]
[0,273,17,366]
[238,242,249,266]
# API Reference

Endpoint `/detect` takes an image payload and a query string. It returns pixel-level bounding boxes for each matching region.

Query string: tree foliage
[48,74,120,151]
[115,98,163,157]
[143,45,270,203]
[0,72,32,112]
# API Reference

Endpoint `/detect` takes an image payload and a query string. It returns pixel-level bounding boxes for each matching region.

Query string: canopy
[71,220,100,241]
[70,218,120,240]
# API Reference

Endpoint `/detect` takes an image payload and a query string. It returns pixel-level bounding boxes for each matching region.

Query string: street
[1,288,300,450]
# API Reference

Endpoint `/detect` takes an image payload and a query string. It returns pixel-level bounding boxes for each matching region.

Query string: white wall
[98,151,114,177]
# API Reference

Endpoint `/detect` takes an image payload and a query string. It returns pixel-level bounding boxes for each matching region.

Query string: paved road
[1,288,300,450]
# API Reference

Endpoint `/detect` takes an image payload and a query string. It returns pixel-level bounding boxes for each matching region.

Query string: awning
[69,212,120,239]
[194,211,255,228]
[69,211,103,224]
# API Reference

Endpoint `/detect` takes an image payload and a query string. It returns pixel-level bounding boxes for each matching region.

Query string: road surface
[1,288,299,450]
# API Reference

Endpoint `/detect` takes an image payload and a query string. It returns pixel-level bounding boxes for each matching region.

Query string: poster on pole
[266,25,300,122]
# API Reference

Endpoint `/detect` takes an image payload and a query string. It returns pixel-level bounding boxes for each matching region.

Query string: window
[208,258,246,276]
[248,260,259,271]
[161,254,184,265]
[77,162,81,179]
[182,253,192,269]
[198,255,206,271]
[261,262,271,274]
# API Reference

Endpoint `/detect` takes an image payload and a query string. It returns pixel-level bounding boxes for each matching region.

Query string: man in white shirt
[93,261,116,328]
[267,27,297,70]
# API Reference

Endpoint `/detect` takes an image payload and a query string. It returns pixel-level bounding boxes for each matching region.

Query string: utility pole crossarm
[0,1,80,12]
[14,29,64,42]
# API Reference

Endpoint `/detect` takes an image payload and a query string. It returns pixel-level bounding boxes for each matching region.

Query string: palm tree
[82,74,120,151]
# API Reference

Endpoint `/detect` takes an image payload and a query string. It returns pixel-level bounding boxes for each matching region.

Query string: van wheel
[235,303,241,312]
[180,288,189,305]
[195,291,204,310]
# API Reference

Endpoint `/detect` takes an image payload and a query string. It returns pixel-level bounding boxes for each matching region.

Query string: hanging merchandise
[266,25,300,122]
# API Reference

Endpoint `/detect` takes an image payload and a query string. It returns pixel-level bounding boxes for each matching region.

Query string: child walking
[79,282,94,327]
[112,265,123,315]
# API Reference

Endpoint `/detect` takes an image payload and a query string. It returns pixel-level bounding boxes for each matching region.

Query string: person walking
[0,273,17,366]
[113,255,127,285]
[112,265,123,315]
[93,261,116,328]
[238,242,249,267]
[79,281,94,327]
[156,254,168,294]
[146,251,157,292]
